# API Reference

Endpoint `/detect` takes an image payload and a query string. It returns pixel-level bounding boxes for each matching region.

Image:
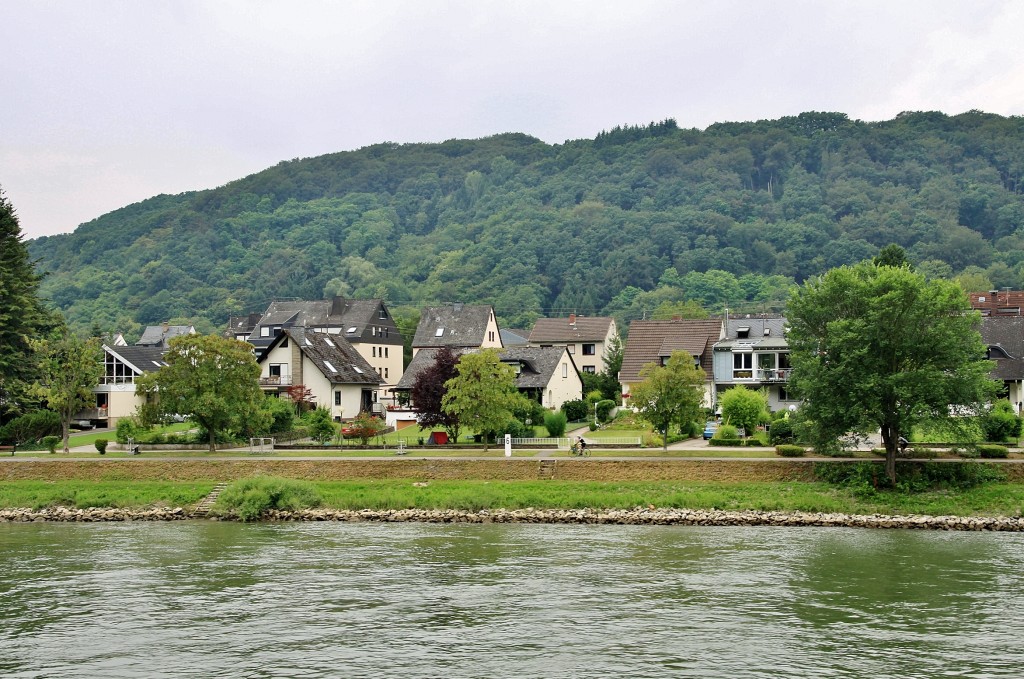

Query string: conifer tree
[0,188,53,421]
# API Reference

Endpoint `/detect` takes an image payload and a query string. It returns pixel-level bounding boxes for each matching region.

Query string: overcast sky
[2,0,1022,240]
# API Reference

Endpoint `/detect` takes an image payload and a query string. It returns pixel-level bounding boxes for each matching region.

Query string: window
[562,363,568,378]
[372,347,376,357]
[269,364,282,377]
[335,391,341,406]
[347,326,357,334]
[372,326,376,336]
[582,366,596,373]
[323,337,335,348]
[384,347,389,358]
[567,345,575,354]
[779,353,791,369]
[582,344,596,356]
[280,338,288,348]
[384,367,389,379]
[379,308,387,319]
[488,331,494,342]
[733,352,753,379]
[323,360,338,373]
[260,326,271,337]
[435,328,444,337]
[779,387,795,401]
[352,365,363,374]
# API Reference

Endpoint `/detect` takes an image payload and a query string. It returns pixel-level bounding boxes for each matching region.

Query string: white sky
[2,0,1022,239]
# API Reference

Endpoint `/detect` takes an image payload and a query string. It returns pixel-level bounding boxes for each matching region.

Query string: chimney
[569,313,576,325]
[162,321,169,333]
[330,295,345,316]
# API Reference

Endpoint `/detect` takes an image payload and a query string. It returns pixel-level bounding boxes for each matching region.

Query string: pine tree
[0,188,53,421]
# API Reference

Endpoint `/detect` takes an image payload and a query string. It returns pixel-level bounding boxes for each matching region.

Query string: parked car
[702,421,719,440]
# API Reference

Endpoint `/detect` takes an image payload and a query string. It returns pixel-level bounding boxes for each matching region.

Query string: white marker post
[504,433,512,458]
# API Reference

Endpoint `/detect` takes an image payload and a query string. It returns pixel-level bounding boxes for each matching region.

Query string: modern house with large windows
[711,317,795,412]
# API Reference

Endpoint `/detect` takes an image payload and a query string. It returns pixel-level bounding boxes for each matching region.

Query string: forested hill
[28,110,1024,338]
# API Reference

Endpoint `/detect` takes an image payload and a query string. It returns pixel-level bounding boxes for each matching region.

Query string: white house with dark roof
[228,296,403,402]
[257,328,383,421]
[499,346,582,411]
[411,304,502,357]
[528,314,618,375]
[83,345,170,427]
[980,315,1024,412]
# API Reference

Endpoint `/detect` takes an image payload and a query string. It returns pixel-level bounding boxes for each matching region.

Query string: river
[1,521,1022,678]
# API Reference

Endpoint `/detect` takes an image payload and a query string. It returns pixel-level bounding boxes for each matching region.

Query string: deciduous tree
[411,347,462,441]
[787,261,997,483]
[719,386,768,438]
[629,352,705,450]
[30,329,103,452]
[139,334,266,452]
[442,349,527,450]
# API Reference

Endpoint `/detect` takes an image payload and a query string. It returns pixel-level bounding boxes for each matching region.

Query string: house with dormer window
[619,318,722,407]
[226,296,403,403]
[410,303,502,357]
[257,328,382,421]
[85,345,170,427]
[527,314,618,375]
[712,317,794,412]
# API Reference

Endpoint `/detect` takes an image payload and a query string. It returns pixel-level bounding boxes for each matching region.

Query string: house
[499,346,583,411]
[87,345,170,427]
[980,316,1024,412]
[257,328,383,421]
[136,323,196,348]
[971,290,1024,316]
[528,315,618,375]
[619,318,723,407]
[711,317,795,412]
[411,304,502,356]
[392,345,582,427]
[226,296,403,402]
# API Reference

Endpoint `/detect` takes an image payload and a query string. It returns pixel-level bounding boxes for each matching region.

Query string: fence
[510,436,643,449]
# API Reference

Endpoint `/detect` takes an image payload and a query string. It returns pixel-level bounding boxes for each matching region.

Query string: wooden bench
[0,445,15,456]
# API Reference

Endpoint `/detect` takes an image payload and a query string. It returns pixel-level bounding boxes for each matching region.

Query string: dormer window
[737,327,750,339]
[379,309,387,319]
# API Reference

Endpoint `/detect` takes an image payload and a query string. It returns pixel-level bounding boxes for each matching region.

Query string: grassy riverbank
[4,478,1024,518]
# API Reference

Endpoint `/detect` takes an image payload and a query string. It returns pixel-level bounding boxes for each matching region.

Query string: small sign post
[504,433,512,458]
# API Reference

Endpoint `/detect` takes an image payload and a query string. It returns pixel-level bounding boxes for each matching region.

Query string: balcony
[729,369,790,383]
[260,375,293,387]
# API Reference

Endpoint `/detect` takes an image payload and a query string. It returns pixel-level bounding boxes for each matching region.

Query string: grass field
[4,477,1024,518]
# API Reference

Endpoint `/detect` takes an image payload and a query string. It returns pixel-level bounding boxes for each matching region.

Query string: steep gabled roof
[620,319,722,383]
[281,329,382,385]
[412,304,497,348]
[501,328,530,346]
[137,325,195,347]
[980,316,1024,381]
[529,316,615,343]
[393,347,469,391]
[103,345,169,374]
[500,346,578,389]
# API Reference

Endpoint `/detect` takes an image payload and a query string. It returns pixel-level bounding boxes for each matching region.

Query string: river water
[2,521,1023,678]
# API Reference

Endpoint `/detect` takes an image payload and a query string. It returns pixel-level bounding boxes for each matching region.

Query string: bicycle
[569,440,590,457]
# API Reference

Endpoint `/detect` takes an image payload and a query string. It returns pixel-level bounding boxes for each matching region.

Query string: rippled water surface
[2,521,1024,678]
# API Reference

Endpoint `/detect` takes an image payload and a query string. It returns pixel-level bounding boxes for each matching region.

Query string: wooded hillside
[27,110,1024,337]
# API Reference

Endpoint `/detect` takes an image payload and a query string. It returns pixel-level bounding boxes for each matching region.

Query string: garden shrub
[41,436,60,454]
[305,408,337,443]
[713,423,739,440]
[977,444,1009,459]
[814,461,1006,494]
[94,438,108,454]
[708,438,743,446]
[768,418,794,445]
[493,418,534,440]
[0,410,60,445]
[543,410,567,437]
[957,446,981,459]
[561,399,587,422]
[981,400,1022,442]
[776,444,806,457]
[115,417,145,444]
[215,476,323,521]
[345,411,386,445]
[265,396,296,434]
[595,399,616,423]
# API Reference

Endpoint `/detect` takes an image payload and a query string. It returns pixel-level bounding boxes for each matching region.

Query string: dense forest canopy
[27,110,1024,338]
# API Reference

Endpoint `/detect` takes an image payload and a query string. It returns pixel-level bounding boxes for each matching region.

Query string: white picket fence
[510,436,642,449]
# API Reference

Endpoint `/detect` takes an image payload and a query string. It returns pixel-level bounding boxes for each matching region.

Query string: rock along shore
[4,506,1024,531]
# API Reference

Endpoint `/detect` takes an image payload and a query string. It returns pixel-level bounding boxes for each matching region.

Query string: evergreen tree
[0,188,53,422]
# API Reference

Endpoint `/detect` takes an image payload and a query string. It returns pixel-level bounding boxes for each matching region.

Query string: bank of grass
[0,480,214,510]
[6,475,1024,519]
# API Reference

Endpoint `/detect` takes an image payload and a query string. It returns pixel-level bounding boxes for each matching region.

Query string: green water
[1,521,1022,678]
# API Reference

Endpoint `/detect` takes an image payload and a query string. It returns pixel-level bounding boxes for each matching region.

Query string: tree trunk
[662,426,668,451]
[880,425,897,485]
[208,430,216,453]
[61,417,70,454]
